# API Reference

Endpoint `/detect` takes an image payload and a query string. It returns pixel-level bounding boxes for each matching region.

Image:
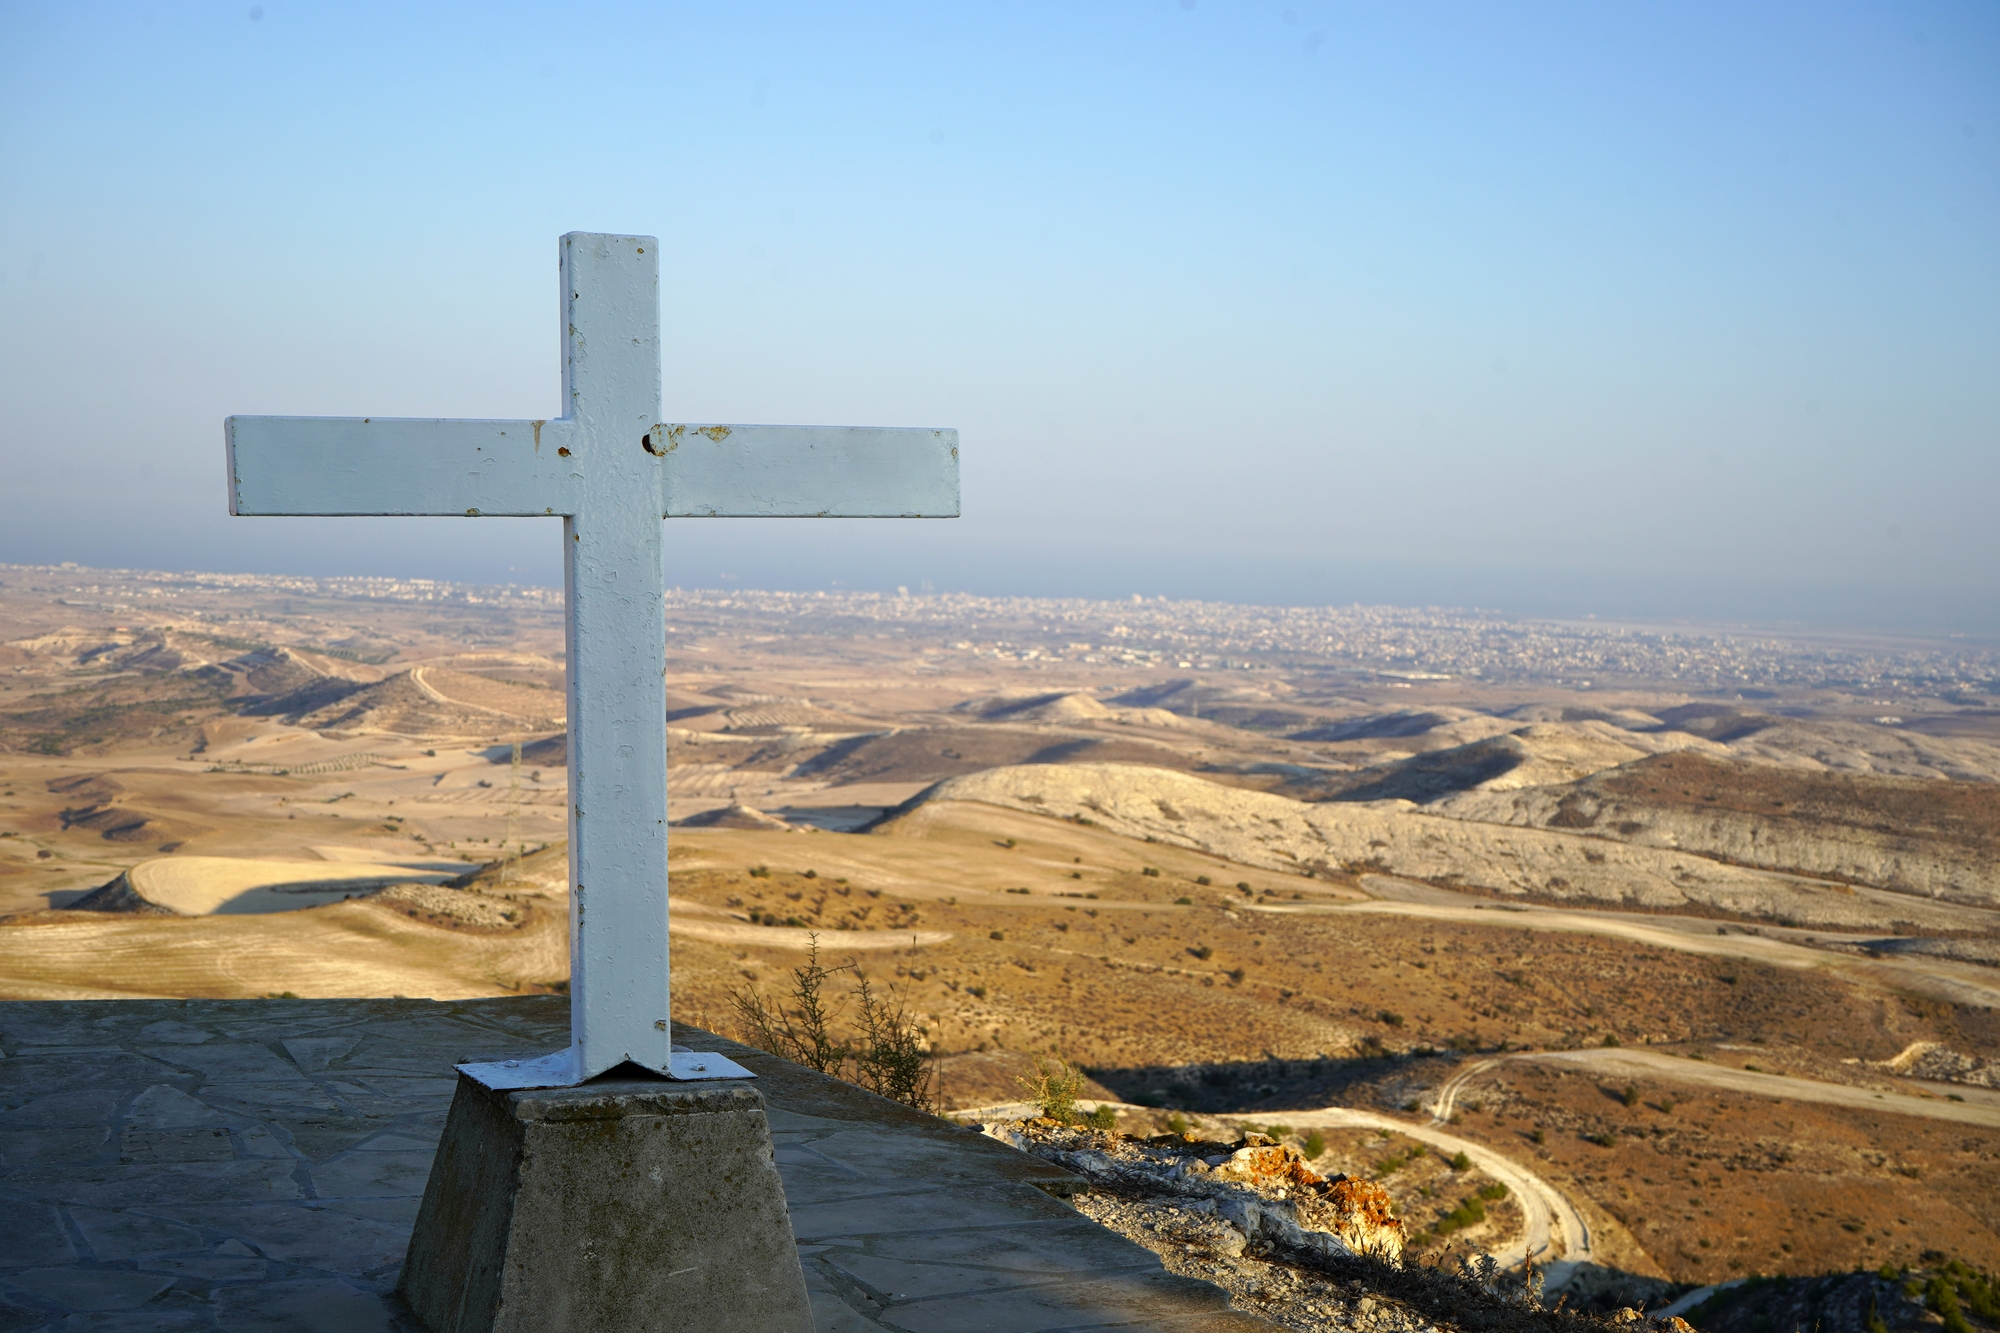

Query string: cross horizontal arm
[227,416,582,516]
[660,425,959,517]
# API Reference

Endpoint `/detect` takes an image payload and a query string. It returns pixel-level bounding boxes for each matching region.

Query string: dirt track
[1265,876,2000,1011]
[1428,1047,2000,1130]
[1272,1105,1595,1286]
[960,1098,1597,1288]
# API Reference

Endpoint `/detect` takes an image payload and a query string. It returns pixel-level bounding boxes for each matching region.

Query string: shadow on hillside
[1087,1050,1475,1115]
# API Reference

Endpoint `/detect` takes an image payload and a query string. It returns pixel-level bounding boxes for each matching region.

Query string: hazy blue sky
[2,2,1995,632]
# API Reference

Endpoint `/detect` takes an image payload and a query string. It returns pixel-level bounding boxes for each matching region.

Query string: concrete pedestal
[397,1073,814,1333]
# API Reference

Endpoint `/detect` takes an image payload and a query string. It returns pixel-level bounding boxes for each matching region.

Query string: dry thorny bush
[729,935,936,1112]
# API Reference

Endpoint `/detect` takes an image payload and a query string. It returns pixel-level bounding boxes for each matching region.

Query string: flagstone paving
[0,998,1272,1331]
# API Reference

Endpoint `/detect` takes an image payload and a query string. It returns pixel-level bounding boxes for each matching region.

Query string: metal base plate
[668,1051,757,1080]
[458,1048,757,1091]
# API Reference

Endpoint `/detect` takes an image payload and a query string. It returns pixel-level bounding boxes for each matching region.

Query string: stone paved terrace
[0,998,1276,1332]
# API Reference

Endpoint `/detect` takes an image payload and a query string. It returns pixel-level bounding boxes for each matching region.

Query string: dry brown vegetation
[2,563,1999,1292]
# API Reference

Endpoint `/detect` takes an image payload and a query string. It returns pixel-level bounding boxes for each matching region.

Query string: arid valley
[3,562,1999,1316]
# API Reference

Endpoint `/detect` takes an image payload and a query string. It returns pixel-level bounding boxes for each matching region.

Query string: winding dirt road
[1429,1048,2000,1129]
[1252,877,2000,1011]
[961,1098,1599,1289]
[1272,1106,1595,1286]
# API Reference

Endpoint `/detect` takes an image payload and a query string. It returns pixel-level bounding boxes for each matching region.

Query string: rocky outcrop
[676,803,797,830]
[67,870,175,915]
[1873,1041,2000,1089]
[986,1119,1405,1262]
[1433,752,2000,909]
[894,763,1982,930]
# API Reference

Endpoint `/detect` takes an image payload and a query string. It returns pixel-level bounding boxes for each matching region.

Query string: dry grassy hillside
[4,565,2000,1292]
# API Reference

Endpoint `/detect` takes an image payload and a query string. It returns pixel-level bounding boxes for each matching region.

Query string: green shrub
[1086,1104,1119,1131]
[1477,1182,1508,1200]
[1141,866,1160,877]
[1942,1260,2000,1323]
[1433,1195,1487,1236]
[1166,1111,1189,1135]
[1449,1151,1472,1171]
[1303,1129,1326,1160]
[1237,881,1250,891]
[1196,875,1211,886]
[1190,944,1213,960]
[1927,1275,1974,1333]
[1174,896,1193,905]
[1017,1053,1085,1124]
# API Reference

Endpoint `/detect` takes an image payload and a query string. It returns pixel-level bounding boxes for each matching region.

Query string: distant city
[9,563,1998,698]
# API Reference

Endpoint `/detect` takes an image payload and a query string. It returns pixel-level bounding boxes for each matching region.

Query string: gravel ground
[1073,1190,1450,1333]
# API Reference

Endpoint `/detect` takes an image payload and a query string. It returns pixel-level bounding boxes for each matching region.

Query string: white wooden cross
[226,233,958,1087]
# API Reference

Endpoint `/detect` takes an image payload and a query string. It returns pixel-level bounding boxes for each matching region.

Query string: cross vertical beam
[559,234,671,1081]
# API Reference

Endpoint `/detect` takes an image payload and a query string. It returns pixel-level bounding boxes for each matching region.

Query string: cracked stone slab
[68,1207,206,1261]
[0,998,1277,1332]
[3,1267,176,1312]
[161,1203,409,1277]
